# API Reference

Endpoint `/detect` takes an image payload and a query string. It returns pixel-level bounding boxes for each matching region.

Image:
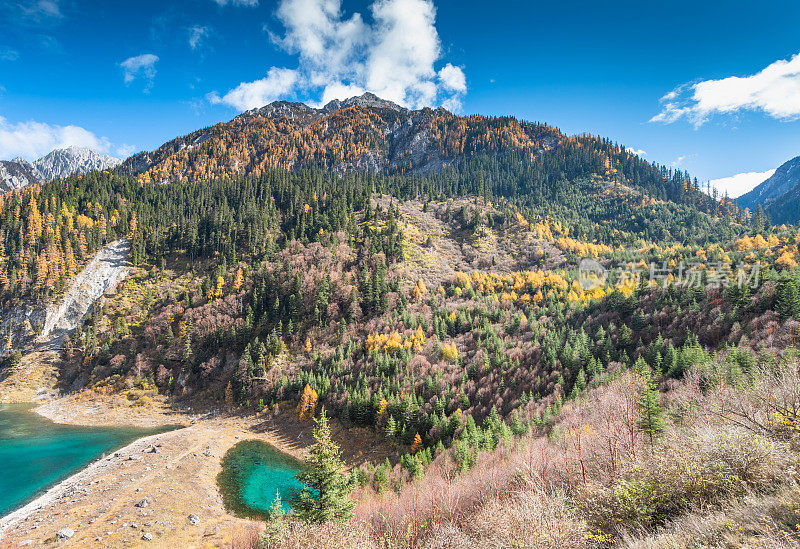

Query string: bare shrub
[431,488,593,549]
[229,524,262,549]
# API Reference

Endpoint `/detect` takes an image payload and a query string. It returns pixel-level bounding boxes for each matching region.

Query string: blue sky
[1,0,799,196]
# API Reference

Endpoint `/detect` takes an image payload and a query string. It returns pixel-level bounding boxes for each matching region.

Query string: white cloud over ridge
[0,116,128,161]
[212,0,466,112]
[120,54,159,90]
[653,51,800,126]
[709,168,776,199]
[209,68,299,110]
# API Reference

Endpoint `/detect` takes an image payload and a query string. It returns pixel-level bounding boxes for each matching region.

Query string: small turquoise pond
[0,404,175,517]
[217,440,304,519]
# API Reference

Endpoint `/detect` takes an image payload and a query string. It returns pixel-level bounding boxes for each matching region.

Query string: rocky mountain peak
[0,147,122,192]
[34,147,122,181]
[322,92,405,113]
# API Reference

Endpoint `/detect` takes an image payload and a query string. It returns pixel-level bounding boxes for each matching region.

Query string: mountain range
[737,155,800,224]
[2,94,798,225]
[119,92,563,183]
[0,146,122,192]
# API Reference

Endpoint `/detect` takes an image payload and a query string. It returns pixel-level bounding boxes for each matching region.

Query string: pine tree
[776,280,800,320]
[637,370,665,445]
[264,490,287,542]
[290,409,354,523]
[385,415,396,439]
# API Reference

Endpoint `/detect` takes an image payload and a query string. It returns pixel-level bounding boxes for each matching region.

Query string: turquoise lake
[217,440,303,519]
[0,404,172,517]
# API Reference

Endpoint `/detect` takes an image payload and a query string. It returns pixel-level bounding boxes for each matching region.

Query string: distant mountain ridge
[737,155,800,224]
[119,92,564,183]
[0,147,122,192]
[0,159,41,191]
[34,147,122,182]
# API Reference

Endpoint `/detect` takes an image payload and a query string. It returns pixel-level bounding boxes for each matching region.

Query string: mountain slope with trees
[1,94,798,548]
[738,154,800,224]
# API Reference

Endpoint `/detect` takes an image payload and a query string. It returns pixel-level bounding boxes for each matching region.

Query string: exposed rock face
[39,239,130,350]
[33,146,122,181]
[0,159,40,192]
[0,147,122,192]
[119,92,563,183]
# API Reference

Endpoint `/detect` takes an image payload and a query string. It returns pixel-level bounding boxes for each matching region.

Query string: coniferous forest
[2,102,800,548]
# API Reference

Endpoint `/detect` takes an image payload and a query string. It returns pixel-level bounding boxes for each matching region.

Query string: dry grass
[233,360,800,549]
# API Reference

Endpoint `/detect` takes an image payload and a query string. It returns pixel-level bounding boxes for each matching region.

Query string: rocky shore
[0,394,387,548]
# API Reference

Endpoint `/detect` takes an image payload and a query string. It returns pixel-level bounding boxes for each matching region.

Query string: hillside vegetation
[1,98,799,547]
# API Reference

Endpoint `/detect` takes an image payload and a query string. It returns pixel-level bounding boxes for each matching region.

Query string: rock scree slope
[39,239,130,350]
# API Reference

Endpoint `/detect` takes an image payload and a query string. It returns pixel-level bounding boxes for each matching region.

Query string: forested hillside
[2,96,800,547]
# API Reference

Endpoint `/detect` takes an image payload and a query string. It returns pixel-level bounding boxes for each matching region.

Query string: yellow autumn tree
[377,398,388,421]
[64,242,76,277]
[411,433,423,453]
[233,267,244,291]
[297,384,319,420]
[441,342,459,363]
[77,231,88,258]
[35,252,48,290]
[412,279,427,301]
[776,251,798,270]
[224,382,235,405]
[177,320,188,339]
[98,214,107,241]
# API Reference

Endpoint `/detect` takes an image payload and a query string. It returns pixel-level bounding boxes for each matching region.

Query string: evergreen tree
[776,280,800,320]
[290,409,355,523]
[263,491,287,547]
[385,415,396,439]
[637,370,665,445]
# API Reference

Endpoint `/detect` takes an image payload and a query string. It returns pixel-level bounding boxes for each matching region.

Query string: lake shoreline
[0,393,386,548]
[0,394,312,547]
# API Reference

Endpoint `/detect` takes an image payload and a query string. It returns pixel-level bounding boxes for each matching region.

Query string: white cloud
[653,51,800,126]
[209,67,300,111]
[188,25,210,50]
[438,63,466,92]
[0,116,110,161]
[212,0,466,111]
[319,82,366,106]
[17,0,62,21]
[709,168,776,198]
[115,144,137,158]
[626,147,647,157]
[120,54,159,90]
[670,155,688,168]
[212,0,258,6]
[0,47,19,62]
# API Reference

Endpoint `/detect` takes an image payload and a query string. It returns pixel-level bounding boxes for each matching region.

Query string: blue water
[217,440,303,519]
[0,404,174,517]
